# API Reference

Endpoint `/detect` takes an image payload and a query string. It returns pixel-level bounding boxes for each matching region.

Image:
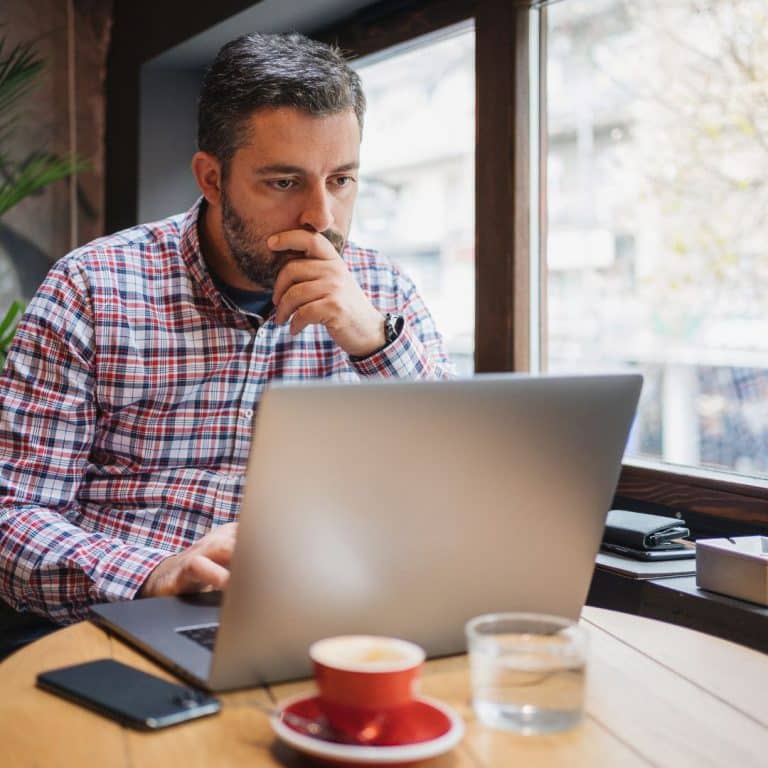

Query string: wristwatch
[350,313,404,362]
[383,313,404,346]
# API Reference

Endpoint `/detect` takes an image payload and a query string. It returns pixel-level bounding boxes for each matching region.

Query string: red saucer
[270,694,465,767]
[283,695,452,746]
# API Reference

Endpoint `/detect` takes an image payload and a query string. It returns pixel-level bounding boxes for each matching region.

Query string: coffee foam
[310,635,425,672]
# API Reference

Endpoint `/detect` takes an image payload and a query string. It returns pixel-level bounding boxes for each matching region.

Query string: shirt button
[243,409,253,420]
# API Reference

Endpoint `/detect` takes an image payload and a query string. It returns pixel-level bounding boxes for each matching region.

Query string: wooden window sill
[587,568,768,655]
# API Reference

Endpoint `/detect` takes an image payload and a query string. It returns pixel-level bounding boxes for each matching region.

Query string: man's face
[217,107,360,288]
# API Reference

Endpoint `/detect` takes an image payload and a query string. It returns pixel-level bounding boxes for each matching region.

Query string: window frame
[317,0,531,373]
[319,0,768,534]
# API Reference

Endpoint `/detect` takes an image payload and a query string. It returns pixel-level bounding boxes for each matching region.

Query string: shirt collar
[179,196,245,314]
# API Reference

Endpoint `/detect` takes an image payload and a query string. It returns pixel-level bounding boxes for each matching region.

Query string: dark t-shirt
[209,270,274,320]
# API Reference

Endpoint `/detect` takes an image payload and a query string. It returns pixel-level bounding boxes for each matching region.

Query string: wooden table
[1,607,766,767]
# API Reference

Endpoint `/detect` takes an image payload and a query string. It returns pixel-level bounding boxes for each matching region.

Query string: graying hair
[197,32,366,172]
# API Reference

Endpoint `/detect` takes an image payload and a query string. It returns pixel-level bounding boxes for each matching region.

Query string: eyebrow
[252,162,359,176]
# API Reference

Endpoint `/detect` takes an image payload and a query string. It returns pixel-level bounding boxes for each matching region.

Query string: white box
[696,536,768,606]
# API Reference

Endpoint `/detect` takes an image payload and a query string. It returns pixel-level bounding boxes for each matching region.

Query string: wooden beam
[475,0,531,372]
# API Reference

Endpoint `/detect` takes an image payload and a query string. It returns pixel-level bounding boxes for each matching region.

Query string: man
[0,33,452,637]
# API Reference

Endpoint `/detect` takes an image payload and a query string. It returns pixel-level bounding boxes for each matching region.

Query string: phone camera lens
[173,691,201,708]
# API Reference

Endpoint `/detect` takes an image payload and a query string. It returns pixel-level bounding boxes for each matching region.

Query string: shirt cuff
[87,544,170,604]
[350,321,430,378]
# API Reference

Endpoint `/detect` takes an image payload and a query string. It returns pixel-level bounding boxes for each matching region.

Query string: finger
[195,522,238,549]
[268,230,339,262]
[200,544,235,568]
[275,280,334,325]
[198,537,237,567]
[272,259,331,306]
[180,554,231,593]
[289,299,335,336]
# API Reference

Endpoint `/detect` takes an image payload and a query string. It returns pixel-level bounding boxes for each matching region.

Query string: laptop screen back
[208,373,641,690]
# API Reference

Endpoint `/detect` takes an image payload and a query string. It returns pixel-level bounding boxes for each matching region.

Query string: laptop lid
[206,373,641,690]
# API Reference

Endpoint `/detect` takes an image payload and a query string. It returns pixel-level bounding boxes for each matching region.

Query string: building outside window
[542,0,768,479]
[350,23,476,375]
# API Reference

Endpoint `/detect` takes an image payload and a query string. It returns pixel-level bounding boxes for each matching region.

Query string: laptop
[91,373,642,691]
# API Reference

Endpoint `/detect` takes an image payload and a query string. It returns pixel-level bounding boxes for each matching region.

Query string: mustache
[321,228,345,254]
[290,227,345,256]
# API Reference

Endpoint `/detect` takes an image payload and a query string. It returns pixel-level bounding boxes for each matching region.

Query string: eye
[268,178,296,190]
[333,175,356,188]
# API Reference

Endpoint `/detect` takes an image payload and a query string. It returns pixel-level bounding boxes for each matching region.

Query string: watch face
[385,314,402,343]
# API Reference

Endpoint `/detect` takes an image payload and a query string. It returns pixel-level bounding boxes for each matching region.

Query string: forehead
[234,107,360,171]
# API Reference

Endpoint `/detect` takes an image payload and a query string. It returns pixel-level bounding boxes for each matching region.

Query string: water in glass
[467,614,587,734]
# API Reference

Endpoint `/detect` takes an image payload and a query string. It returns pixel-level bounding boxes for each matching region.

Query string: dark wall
[137,67,204,223]
[105,0,260,232]
[2,0,111,309]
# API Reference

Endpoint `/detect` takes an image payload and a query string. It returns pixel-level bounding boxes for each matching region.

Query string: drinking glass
[465,612,587,734]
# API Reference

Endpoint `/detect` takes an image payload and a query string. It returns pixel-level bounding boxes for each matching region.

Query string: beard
[220,186,347,288]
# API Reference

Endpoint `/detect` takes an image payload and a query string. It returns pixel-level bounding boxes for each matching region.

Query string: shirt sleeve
[0,260,168,625]
[351,265,456,379]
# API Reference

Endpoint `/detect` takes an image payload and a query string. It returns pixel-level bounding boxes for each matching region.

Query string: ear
[191,151,223,206]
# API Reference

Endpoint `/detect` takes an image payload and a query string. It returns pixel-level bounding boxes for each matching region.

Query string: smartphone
[601,542,696,561]
[36,659,221,730]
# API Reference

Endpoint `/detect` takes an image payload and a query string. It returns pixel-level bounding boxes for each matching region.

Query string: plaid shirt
[0,198,452,624]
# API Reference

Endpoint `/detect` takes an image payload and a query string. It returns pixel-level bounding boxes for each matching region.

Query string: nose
[299,182,334,233]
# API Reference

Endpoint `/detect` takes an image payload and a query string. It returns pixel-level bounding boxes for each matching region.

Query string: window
[102,0,768,528]
[350,23,476,375]
[542,0,768,483]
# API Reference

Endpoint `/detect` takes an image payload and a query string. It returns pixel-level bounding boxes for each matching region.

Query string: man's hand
[270,230,387,358]
[138,523,238,598]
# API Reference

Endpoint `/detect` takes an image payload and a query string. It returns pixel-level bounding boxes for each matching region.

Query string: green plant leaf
[0,299,25,371]
[0,37,44,119]
[0,151,90,217]
[0,35,88,220]
[0,299,24,339]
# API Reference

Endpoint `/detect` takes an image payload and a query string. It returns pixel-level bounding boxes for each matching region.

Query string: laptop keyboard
[177,623,219,651]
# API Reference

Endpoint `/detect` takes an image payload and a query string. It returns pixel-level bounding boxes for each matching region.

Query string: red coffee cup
[309,635,426,742]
